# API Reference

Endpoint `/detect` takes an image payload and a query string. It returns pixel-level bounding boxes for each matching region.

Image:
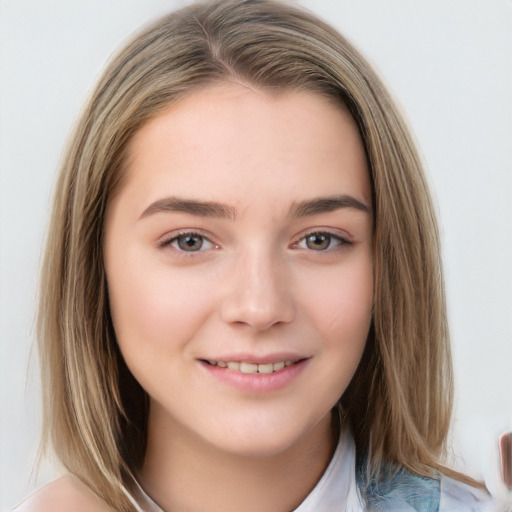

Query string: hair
[37,0,476,510]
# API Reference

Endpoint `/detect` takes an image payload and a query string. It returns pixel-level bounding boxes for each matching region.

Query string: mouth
[199,356,310,392]
[201,359,297,374]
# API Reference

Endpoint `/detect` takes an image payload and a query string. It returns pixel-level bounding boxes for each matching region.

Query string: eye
[295,231,349,251]
[162,232,216,252]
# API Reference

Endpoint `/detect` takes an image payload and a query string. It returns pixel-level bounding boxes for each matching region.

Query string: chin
[198,411,331,459]
[209,432,304,459]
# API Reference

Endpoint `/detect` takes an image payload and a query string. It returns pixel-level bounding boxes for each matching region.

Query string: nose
[220,248,296,331]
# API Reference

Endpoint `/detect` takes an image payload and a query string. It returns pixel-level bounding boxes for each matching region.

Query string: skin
[12,475,107,512]
[16,83,373,511]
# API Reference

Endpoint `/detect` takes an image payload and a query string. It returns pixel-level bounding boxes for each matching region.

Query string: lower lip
[199,359,310,393]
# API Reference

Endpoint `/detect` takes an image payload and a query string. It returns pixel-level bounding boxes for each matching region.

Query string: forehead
[118,83,370,215]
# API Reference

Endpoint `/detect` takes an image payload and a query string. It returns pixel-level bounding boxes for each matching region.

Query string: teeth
[209,360,294,374]
[240,362,258,374]
[258,363,274,374]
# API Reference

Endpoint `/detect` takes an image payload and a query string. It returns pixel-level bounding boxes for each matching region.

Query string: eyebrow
[139,194,370,221]
[289,195,370,217]
[139,197,236,220]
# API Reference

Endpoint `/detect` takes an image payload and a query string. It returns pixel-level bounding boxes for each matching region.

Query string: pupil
[178,235,203,251]
[307,234,330,250]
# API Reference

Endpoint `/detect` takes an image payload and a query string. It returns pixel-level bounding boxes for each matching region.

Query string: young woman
[12,1,496,510]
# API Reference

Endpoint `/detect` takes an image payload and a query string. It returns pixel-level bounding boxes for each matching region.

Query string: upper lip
[198,353,309,365]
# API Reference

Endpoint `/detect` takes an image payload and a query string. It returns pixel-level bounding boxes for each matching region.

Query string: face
[103,83,373,458]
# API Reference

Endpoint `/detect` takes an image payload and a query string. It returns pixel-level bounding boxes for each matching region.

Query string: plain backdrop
[1,0,511,508]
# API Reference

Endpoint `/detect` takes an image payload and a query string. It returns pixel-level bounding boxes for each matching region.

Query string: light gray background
[1,0,511,508]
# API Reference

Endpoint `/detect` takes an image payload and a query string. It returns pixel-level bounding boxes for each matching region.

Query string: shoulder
[10,475,110,512]
[356,453,498,511]
[439,476,498,512]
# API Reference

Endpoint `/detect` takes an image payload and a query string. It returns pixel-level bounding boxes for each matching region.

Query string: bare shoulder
[11,474,110,512]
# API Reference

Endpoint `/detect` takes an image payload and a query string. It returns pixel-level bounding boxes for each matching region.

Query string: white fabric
[293,427,363,512]
[439,476,498,512]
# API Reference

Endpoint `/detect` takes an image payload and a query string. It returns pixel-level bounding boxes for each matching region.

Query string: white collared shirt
[293,427,363,512]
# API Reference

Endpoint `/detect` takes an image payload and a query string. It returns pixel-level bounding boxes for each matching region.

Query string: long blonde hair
[38,1,470,509]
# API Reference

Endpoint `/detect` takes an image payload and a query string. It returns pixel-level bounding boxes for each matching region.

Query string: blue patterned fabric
[355,453,497,511]
[356,454,441,511]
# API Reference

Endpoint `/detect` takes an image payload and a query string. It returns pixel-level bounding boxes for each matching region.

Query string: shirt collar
[293,425,364,512]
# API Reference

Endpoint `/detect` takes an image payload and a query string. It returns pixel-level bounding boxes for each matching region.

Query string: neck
[139,407,339,512]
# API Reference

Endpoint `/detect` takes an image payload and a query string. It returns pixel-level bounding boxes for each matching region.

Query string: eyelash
[293,231,352,252]
[159,230,351,254]
[159,231,217,253]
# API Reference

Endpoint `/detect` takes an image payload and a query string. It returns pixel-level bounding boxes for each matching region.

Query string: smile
[200,357,310,392]
[205,360,294,374]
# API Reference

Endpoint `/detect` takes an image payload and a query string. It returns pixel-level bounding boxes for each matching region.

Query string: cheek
[106,261,219,399]
[303,257,373,344]
[319,261,373,396]
[106,248,214,359]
